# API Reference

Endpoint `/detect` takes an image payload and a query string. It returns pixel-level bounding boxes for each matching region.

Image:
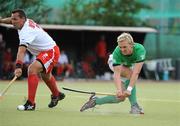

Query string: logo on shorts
[42,53,48,60]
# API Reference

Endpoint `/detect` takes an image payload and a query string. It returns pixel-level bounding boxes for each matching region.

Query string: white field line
[138,98,180,103]
[5,92,180,103]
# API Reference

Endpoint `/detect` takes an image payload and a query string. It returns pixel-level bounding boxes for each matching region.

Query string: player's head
[117,32,134,55]
[11,9,27,29]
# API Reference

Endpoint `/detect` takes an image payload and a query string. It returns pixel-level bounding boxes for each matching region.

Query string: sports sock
[123,80,137,106]
[44,75,59,96]
[28,74,39,104]
[95,79,137,106]
[95,95,122,105]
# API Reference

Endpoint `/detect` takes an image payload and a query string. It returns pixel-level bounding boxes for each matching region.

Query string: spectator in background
[2,48,14,79]
[74,51,95,79]
[0,33,6,79]
[22,51,32,78]
[24,51,31,64]
[82,51,96,78]
[55,50,74,80]
[95,35,107,79]
[30,54,36,63]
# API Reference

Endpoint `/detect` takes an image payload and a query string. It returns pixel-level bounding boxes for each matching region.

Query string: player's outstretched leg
[80,94,124,112]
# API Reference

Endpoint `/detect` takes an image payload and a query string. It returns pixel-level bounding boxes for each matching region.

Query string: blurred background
[0,0,180,81]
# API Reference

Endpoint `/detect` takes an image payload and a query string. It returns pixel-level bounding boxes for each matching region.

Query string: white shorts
[108,54,114,72]
[108,54,134,71]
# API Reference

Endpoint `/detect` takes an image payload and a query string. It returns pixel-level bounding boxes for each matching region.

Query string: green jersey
[112,43,146,67]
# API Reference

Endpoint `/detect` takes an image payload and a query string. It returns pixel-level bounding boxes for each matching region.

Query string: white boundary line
[5,93,180,103]
[139,98,180,103]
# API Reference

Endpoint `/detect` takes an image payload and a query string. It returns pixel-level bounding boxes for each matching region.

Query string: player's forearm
[0,17,12,24]
[124,72,139,95]
[113,66,123,91]
[16,53,25,63]
[128,62,144,88]
[114,74,123,91]
[128,72,139,88]
[16,46,27,64]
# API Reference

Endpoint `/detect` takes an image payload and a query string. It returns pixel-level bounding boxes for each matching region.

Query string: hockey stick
[0,76,17,99]
[62,87,115,96]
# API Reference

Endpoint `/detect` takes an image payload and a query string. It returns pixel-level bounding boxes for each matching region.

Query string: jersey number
[28,19,40,29]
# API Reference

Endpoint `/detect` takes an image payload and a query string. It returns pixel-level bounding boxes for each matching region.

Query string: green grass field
[0,80,180,126]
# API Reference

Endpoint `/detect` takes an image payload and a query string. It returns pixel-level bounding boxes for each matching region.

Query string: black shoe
[48,92,65,108]
[17,100,36,111]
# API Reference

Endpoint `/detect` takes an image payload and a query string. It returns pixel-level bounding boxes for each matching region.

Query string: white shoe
[130,103,144,114]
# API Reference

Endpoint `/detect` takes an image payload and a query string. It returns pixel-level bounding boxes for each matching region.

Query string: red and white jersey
[18,19,56,56]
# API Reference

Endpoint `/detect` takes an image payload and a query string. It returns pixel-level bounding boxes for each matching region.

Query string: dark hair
[12,9,26,20]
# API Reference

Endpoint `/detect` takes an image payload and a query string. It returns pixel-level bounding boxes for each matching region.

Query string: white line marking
[6,93,180,103]
[139,98,180,103]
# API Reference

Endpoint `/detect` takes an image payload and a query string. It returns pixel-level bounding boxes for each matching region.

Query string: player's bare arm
[113,65,125,100]
[124,62,144,97]
[0,17,12,24]
[16,46,27,61]
[14,46,27,77]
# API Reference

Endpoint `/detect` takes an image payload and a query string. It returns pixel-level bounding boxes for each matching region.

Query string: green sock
[95,80,137,106]
[123,80,137,106]
[95,95,122,105]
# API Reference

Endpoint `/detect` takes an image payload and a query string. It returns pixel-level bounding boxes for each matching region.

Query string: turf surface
[0,80,180,126]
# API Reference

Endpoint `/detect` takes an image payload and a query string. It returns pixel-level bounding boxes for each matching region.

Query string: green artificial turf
[0,80,180,126]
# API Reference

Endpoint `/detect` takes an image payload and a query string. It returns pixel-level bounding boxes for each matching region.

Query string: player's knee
[41,73,51,81]
[28,64,40,75]
[28,66,37,75]
[28,61,43,75]
[120,97,126,102]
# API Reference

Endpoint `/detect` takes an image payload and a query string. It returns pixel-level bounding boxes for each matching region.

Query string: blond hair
[117,32,134,45]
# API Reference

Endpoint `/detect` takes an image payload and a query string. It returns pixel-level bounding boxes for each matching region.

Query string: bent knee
[121,67,133,78]
[28,61,43,75]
